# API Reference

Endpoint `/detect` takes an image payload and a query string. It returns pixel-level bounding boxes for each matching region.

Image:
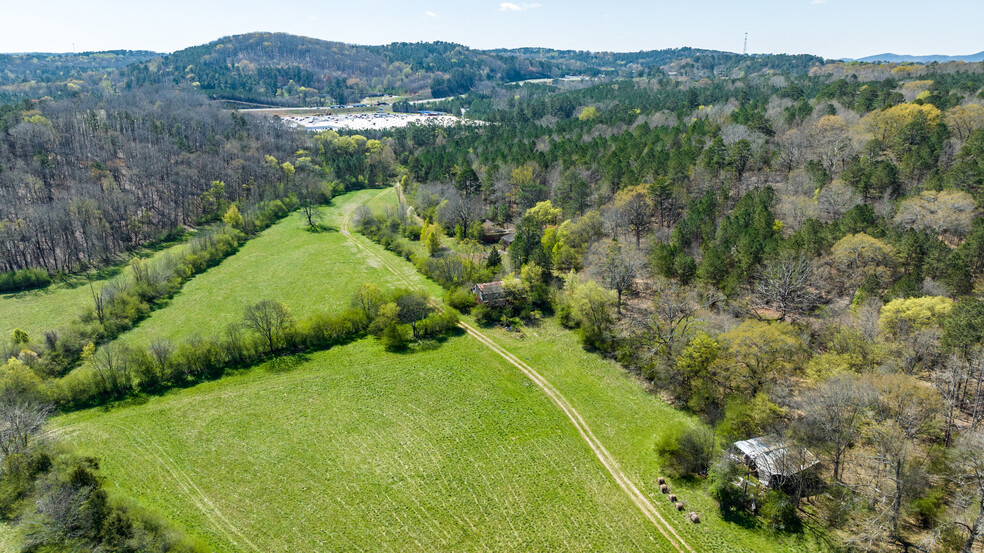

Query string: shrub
[760,490,800,532]
[0,268,52,293]
[655,423,717,478]
[444,287,477,312]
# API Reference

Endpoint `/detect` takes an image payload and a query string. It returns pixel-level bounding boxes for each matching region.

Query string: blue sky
[2,0,982,59]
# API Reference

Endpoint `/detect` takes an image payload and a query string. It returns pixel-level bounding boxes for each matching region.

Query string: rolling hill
[118,32,826,107]
[850,51,984,63]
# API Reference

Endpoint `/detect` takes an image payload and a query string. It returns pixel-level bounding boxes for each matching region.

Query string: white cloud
[425,10,438,17]
[499,2,541,12]
[810,0,827,4]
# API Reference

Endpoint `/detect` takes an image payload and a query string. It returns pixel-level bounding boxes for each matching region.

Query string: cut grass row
[346,189,821,552]
[54,338,669,553]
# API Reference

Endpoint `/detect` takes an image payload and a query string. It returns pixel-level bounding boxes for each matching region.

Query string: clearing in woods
[116,188,442,349]
[51,187,819,552]
[54,338,673,553]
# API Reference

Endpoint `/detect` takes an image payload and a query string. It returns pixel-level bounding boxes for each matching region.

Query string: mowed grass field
[463,320,820,553]
[54,338,669,553]
[0,240,191,340]
[118,188,443,349]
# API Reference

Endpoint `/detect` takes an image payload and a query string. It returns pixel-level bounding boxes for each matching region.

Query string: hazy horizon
[1,0,982,60]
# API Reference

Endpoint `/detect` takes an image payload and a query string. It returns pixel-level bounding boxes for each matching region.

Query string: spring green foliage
[878,295,954,336]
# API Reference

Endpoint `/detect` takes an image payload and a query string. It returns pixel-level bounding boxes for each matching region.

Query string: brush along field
[117,188,442,349]
[54,337,671,553]
[0,239,191,340]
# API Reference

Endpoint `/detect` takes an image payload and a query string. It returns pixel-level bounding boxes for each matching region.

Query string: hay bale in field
[657,476,665,485]
[660,484,668,494]
[676,502,685,511]
[669,494,677,502]
[689,512,700,523]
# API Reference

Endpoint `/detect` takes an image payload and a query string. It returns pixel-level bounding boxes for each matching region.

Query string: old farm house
[472,281,508,307]
[730,436,820,489]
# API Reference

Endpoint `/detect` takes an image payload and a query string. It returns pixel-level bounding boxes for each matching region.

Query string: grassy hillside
[0,239,192,341]
[464,320,819,552]
[118,188,441,349]
[54,338,668,553]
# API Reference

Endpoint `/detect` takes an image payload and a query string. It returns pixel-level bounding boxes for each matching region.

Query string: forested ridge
[0,89,305,275]
[119,32,831,107]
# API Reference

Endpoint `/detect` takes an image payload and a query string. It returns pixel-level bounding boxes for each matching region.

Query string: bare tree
[797,375,873,482]
[648,276,722,358]
[0,390,52,461]
[751,252,815,321]
[243,300,295,354]
[590,240,643,314]
[948,427,984,553]
[149,339,175,381]
[89,344,135,399]
[438,188,483,235]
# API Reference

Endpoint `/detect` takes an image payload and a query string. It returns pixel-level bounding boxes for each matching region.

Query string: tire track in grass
[341,188,695,553]
[103,423,263,553]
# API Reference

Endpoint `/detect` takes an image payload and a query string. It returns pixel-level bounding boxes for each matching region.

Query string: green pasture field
[0,239,192,341]
[54,337,670,553]
[117,188,442,349]
[463,319,821,553]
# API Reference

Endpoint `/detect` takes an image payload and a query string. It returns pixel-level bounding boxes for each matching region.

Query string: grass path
[340,188,692,553]
[116,189,438,349]
[348,186,820,553]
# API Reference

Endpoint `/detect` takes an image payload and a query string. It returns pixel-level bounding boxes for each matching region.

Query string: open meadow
[50,186,820,553]
[54,338,669,553]
[117,188,442,349]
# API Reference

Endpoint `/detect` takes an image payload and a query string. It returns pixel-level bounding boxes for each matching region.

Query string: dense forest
[0,89,305,275]
[119,33,831,107]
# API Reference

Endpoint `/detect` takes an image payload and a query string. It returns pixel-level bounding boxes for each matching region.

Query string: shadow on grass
[718,507,759,529]
[304,223,337,234]
[265,352,313,373]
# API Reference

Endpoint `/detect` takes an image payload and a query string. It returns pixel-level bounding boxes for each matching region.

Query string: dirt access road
[340,188,695,553]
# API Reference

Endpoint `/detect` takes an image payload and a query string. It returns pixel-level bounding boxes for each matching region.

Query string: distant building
[730,436,819,488]
[473,281,508,307]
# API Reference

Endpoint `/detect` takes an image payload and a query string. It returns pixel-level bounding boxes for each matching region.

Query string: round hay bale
[676,502,685,511]
[659,484,668,494]
[657,477,665,485]
[669,494,677,502]
[689,512,700,524]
